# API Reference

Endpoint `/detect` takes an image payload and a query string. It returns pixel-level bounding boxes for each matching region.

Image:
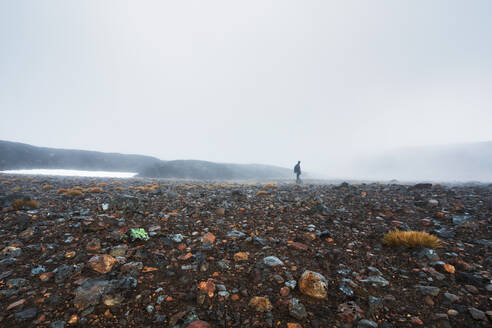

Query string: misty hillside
[360,141,492,182]
[0,140,162,172]
[138,160,292,180]
[0,140,292,180]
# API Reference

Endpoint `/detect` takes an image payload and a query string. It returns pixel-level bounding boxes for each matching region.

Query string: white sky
[1,1,491,176]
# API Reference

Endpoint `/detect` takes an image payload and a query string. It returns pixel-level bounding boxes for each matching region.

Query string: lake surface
[0,169,137,178]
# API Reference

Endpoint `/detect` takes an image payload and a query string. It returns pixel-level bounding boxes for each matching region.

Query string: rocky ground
[0,174,491,328]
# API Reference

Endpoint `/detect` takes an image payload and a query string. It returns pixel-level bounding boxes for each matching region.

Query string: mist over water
[1,169,137,178]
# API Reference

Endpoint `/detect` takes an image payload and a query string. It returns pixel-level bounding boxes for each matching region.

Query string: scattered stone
[15,307,37,320]
[234,252,249,261]
[361,276,389,287]
[299,270,328,299]
[249,296,273,312]
[88,254,116,274]
[469,307,486,320]
[263,256,284,267]
[288,298,307,320]
[73,279,112,310]
[357,319,378,328]
[415,286,440,296]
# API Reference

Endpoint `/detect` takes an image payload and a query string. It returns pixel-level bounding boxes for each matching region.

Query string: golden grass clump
[115,186,125,191]
[13,199,40,209]
[57,188,68,194]
[42,184,53,191]
[12,186,22,192]
[264,183,277,189]
[256,190,269,196]
[382,230,441,249]
[88,187,103,193]
[64,189,83,196]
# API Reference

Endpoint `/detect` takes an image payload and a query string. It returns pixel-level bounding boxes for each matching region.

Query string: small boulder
[89,254,116,274]
[299,270,328,299]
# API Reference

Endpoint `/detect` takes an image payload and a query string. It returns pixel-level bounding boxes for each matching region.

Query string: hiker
[294,161,301,184]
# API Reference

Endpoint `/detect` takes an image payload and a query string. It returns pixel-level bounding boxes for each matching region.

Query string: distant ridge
[0,140,161,172]
[138,160,291,180]
[0,140,292,180]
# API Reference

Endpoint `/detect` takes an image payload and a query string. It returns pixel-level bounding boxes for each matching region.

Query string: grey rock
[1,246,22,258]
[443,292,460,302]
[360,276,389,287]
[121,262,143,276]
[263,256,284,267]
[357,319,378,328]
[31,265,46,276]
[418,248,440,261]
[367,266,382,276]
[50,321,66,328]
[7,278,28,289]
[73,279,112,310]
[469,307,486,320]
[452,215,470,225]
[227,230,246,238]
[414,285,440,296]
[170,234,185,243]
[288,298,307,320]
[285,280,297,289]
[15,307,37,320]
[0,257,17,267]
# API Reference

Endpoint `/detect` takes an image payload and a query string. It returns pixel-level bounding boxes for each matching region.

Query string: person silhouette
[294,161,301,184]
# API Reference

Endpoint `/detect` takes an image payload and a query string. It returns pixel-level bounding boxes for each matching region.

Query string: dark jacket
[294,163,301,174]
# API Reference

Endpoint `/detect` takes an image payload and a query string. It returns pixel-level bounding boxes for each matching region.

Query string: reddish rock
[289,241,309,251]
[287,324,303,328]
[201,232,216,244]
[280,286,290,297]
[39,272,53,282]
[186,321,212,328]
[234,252,249,261]
[198,279,216,298]
[87,238,101,252]
[88,254,116,274]
[215,207,225,216]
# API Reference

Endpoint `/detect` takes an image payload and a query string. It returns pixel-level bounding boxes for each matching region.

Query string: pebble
[299,270,328,299]
[263,256,284,267]
[288,298,307,320]
[249,296,273,312]
[357,319,378,328]
[469,307,486,320]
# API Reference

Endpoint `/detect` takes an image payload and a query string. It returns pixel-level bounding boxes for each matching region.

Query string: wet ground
[0,174,490,327]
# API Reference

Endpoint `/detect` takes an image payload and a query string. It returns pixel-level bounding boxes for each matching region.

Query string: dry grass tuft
[382,230,441,249]
[256,190,269,196]
[13,199,40,209]
[42,184,53,191]
[64,189,83,196]
[88,187,103,193]
[12,186,22,192]
[264,184,277,189]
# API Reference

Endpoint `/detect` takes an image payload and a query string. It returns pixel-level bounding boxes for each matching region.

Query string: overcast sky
[1,1,491,176]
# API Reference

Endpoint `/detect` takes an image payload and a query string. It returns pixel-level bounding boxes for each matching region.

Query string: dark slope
[0,140,292,180]
[0,140,161,172]
[137,160,292,180]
